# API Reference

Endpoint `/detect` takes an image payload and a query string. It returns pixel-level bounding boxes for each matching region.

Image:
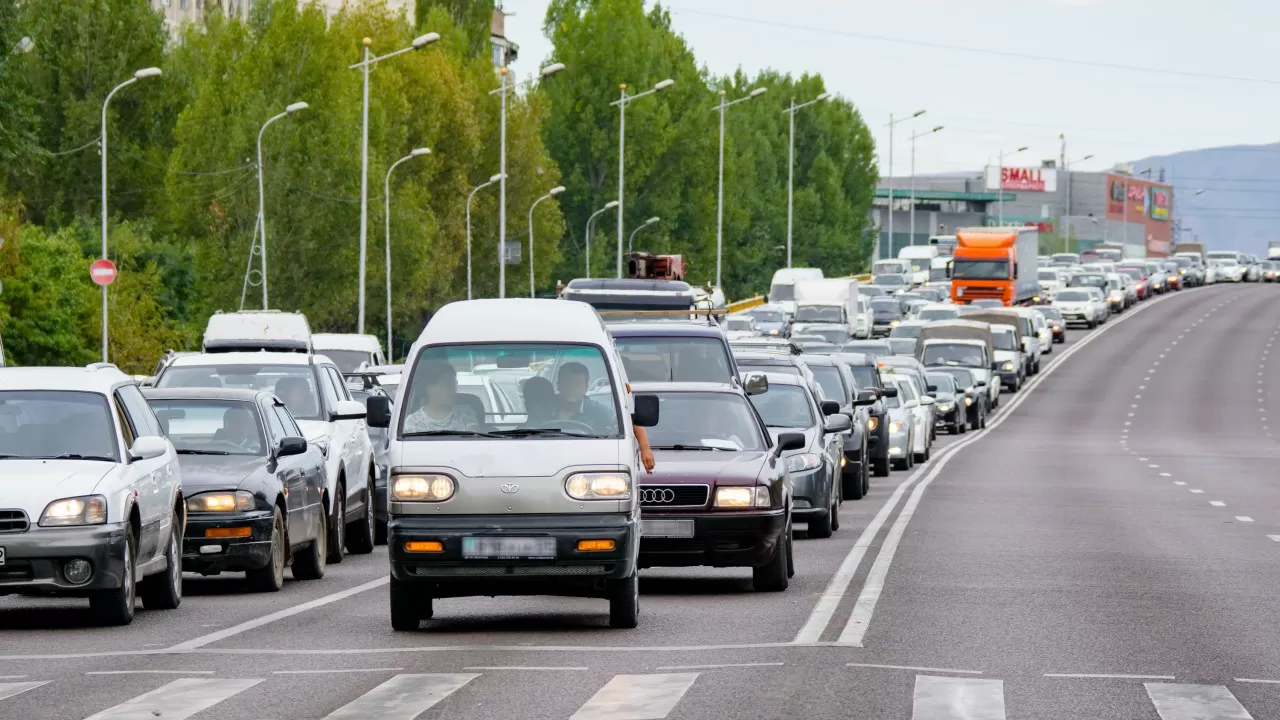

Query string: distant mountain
[1130,143,1280,256]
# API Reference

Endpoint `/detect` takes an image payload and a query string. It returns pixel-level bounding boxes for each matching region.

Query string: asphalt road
[2,284,1275,719]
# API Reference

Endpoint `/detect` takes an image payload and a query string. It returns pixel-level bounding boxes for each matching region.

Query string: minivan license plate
[642,519,694,538]
[462,537,555,559]
[0,547,6,566]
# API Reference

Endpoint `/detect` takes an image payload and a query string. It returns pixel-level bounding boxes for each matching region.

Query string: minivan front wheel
[608,572,639,628]
[390,577,432,631]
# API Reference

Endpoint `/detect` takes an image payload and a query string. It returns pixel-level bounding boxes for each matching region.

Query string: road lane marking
[1140,457,1149,462]
[1045,673,1175,680]
[1149,464,1160,468]
[1211,501,1226,507]
[1161,473,1172,477]
[570,673,699,720]
[0,682,48,702]
[1236,678,1280,684]
[847,662,983,675]
[84,678,262,720]
[911,675,1005,720]
[167,577,389,651]
[0,676,28,680]
[1145,682,1254,720]
[86,670,217,675]
[464,666,590,671]
[655,662,782,670]
[1236,517,1254,523]
[273,668,403,674]
[1267,536,1280,542]
[1191,489,1204,494]
[324,674,478,720]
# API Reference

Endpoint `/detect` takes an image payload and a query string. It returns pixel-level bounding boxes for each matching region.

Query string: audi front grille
[638,484,710,508]
[0,510,29,534]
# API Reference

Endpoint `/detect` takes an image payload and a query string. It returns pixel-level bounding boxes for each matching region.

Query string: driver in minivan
[403,360,480,433]
[553,362,617,435]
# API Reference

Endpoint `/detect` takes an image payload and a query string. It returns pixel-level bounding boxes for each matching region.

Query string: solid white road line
[324,673,478,720]
[272,668,403,675]
[464,666,589,671]
[86,670,215,676]
[1236,517,1255,523]
[1044,673,1175,680]
[1211,501,1226,507]
[569,673,699,720]
[654,662,783,670]
[847,662,983,675]
[1236,678,1280,684]
[83,678,262,720]
[911,675,1006,720]
[0,681,47,702]
[1144,682,1254,720]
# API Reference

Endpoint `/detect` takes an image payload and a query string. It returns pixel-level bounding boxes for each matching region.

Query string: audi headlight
[187,491,254,513]
[39,495,107,527]
[866,416,879,431]
[392,474,455,502]
[1002,361,1015,371]
[785,453,822,473]
[714,486,771,508]
[888,421,904,433]
[566,472,631,500]
[963,396,974,407]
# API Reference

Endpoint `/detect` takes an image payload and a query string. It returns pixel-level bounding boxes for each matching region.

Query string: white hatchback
[0,365,184,625]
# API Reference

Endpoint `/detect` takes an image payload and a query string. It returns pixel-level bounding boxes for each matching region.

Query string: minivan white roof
[167,351,324,368]
[311,333,383,353]
[203,310,312,352]
[417,299,610,346]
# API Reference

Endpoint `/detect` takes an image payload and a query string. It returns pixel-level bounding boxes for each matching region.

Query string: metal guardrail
[726,295,766,314]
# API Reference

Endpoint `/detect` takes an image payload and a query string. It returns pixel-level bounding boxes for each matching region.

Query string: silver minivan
[366,299,659,630]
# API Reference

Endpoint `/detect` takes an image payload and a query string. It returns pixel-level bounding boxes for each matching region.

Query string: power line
[39,137,100,157]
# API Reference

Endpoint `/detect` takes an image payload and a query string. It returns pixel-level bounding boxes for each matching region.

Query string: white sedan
[1052,288,1110,329]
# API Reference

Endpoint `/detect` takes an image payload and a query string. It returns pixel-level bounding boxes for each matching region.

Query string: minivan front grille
[639,485,710,508]
[0,510,29,534]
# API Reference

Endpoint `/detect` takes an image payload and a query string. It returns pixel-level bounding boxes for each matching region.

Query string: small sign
[90,258,117,287]
[502,241,521,265]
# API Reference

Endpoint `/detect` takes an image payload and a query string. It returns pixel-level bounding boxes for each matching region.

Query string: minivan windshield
[614,337,733,384]
[646,392,765,451]
[921,343,986,368]
[159,364,324,421]
[992,329,1018,351]
[399,343,621,438]
[0,390,119,462]
[794,306,843,323]
[147,399,265,456]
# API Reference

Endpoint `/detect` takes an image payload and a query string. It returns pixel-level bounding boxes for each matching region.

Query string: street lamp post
[466,173,503,300]
[349,32,439,334]
[256,100,309,310]
[584,200,619,278]
[782,91,829,268]
[879,109,926,263]
[628,216,660,254]
[908,125,943,246]
[1061,151,1093,252]
[610,78,675,278]
[490,62,565,298]
[713,86,767,288]
[100,66,161,363]
[527,186,566,298]
[384,146,430,354]
[996,145,1028,225]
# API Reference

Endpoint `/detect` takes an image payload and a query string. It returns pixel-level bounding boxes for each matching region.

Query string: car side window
[273,405,304,438]
[262,403,287,445]
[315,365,341,413]
[324,367,352,402]
[116,385,162,438]
[114,397,136,447]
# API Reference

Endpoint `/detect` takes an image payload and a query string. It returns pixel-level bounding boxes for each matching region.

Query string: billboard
[1150,186,1171,221]
[1105,174,1173,257]
[985,166,1058,193]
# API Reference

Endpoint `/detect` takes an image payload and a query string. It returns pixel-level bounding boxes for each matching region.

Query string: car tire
[753,533,790,592]
[808,507,833,539]
[1087,319,1097,329]
[785,520,795,578]
[861,458,870,496]
[346,478,376,555]
[892,458,908,471]
[608,572,640,628]
[980,411,988,429]
[246,507,286,592]
[140,511,182,611]
[830,498,840,532]
[873,457,891,477]
[375,520,388,546]
[90,527,137,626]
[292,509,327,581]
[327,486,345,565]
[842,467,865,501]
[390,576,431,631]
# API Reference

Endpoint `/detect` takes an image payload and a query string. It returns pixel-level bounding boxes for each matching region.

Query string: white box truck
[791,278,859,341]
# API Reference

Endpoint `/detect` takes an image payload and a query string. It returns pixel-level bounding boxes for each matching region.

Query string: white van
[203,310,312,354]
[367,299,659,630]
[312,333,387,373]
[898,246,940,286]
[791,278,858,341]
[768,268,824,316]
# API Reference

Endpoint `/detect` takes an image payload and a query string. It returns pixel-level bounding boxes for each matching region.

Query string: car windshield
[1037,307,1062,319]
[399,343,621,438]
[748,384,815,429]
[615,337,732,384]
[992,330,1018,351]
[316,349,373,374]
[159,364,324,421]
[929,267,950,281]
[794,306,843,323]
[927,374,958,394]
[921,343,986,368]
[645,391,765,451]
[725,317,754,331]
[750,310,785,324]
[871,299,903,318]
[1054,290,1092,302]
[918,308,958,321]
[805,327,849,344]
[769,284,795,302]
[807,365,846,403]
[874,274,906,287]
[844,364,878,390]
[890,325,923,340]
[861,286,887,298]
[888,338,917,356]
[932,367,976,389]
[842,341,892,357]
[1071,275,1107,287]
[0,390,119,462]
[952,259,1009,280]
[1038,270,1059,281]
[147,399,265,456]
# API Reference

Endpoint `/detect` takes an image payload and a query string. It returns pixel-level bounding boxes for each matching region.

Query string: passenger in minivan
[403,360,480,433]
[521,376,555,424]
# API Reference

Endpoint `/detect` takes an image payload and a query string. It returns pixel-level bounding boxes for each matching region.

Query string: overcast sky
[501,0,1279,178]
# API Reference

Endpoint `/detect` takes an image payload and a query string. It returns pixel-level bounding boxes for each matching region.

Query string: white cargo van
[367,299,660,630]
[311,333,387,373]
[898,246,940,286]
[768,268,824,316]
[791,278,858,341]
[203,310,312,354]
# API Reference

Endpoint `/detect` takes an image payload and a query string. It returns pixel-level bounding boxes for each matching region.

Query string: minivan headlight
[566,472,631,500]
[39,495,107,527]
[714,486,771,508]
[391,474,455,502]
[187,491,254,513]
[1002,361,1015,371]
[785,453,822,473]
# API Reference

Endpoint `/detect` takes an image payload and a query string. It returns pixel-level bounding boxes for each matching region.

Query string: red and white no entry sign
[90,258,117,287]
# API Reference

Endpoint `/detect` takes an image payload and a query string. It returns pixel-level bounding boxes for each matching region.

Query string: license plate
[642,519,695,538]
[462,536,555,559]
[0,547,5,566]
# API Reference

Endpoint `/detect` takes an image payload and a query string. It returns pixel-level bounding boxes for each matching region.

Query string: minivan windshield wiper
[490,428,610,439]
[401,430,505,439]
[650,444,730,452]
[32,453,116,462]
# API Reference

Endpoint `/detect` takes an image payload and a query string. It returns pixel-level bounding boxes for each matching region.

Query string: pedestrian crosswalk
[0,671,1272,719]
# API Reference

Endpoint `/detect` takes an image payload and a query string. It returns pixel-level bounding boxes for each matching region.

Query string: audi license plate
[642,519,695,538]
[462,536,555,560]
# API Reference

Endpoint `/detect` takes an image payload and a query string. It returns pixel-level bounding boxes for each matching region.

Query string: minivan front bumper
[388,513,637,599]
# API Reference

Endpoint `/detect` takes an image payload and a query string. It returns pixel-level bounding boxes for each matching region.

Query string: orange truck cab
[950,227,1040,306]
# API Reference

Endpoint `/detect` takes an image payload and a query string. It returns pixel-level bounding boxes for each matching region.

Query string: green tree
[0,0,38,168]
[416,0,494,56]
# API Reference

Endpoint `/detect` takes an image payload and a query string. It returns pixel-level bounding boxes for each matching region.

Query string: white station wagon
[0,364,184,625]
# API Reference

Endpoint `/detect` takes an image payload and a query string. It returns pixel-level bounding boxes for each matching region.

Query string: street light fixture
[996,145,1028,225]
[384,146,430,354]
[908,124,944,246]
[713,86,768,287]
[492,62,567,298]
[879,109,926,262]
[628,216,660,254]
[465,173,504,300]
[252,100,308,311]
[528,186,566,298]
[610,77,675,278]
[349,33,439,334]
[584,200,620,278]
[99,66,161,362]
[782,90,829,268]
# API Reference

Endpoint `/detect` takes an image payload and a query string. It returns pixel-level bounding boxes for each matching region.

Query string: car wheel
[375,520,388,546]
[346,478,376,555]
[980,411,988,429]
[90,527,137,626]
[807,507,833,539]
[785,520,795,578]
[873,457,891,477]
[292,508,327,581]
[830,497,840,532]
[842,465,865,500]
[608,571,640,628]
[861,454,870,496]
[753,532,790,592]
[246,507,286,592]
[390,576,431,631]
[140,510,182,611]
[892,458,908,471]
[327,486,345,564]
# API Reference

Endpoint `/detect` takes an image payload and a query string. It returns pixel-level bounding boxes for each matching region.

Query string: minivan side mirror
[853,389,877,406]
[330,399,367,422]
[632,393,660,428]
[743,373,769,396]
[277,436,307,458]
[775,432,806,455]
[881,386,899,398]
[365,395,392,428]
[820,400,841,416]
